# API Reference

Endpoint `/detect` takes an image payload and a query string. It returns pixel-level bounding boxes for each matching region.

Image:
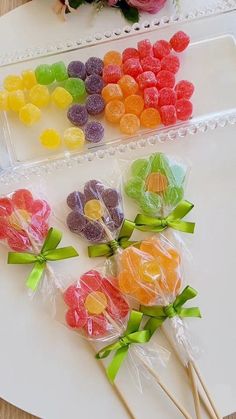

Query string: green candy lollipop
[64,78,85,101]
[131,158,149,178]
[140,191,162,217]
[51,61,68,82]
[125,177,144,199]
[35,64,55,85]
[164,186,184,207]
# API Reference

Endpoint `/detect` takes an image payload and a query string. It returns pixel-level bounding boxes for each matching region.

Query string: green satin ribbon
[135,200,195,234]
[88,219,139,258]
[96,310,150,382]
[140,286,201,336]
[8,227,79,291]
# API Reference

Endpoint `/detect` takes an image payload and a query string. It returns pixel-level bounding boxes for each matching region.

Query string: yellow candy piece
[39,129,61,149]
[64,127,85,150]
[19,103,41,126]
[3,75,23,92]
[0,91,9,111]
[84,199,104,220]
[140,260,161,284]
[84,291,107,315]
[29,84,50,108]
[8,90,25,112]
[51,87,73,109]
[21,70,37,89]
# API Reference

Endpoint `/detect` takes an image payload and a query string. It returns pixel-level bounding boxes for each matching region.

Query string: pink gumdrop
[156,70,175,89]
[0,198,14,217]
[170,31,190,53]
[137,39,153,59]
[66,307,88,328]
[137,71,157,90]
[161,54,180,74]
[7,229,31,251]
[153,40,171,60]
[176,99,193,121]
[158,87,177,107]
[123,58,143,78]
[122,48,139,63]
[175,80,194,100]
[12,189,33,211]
[29,217,49,242]
[103,65,122,84]
[144,87,159,109]
[64,284,83,308]
[141,56,161,75]
[160,105,177,126]
[80,270,102,294]
[0,218,10,239]
[85,315,108,338]
[31,199,51,219]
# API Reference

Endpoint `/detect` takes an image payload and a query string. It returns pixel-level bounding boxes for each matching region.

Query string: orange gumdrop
[118,270,138,294]
[104,51,122,66]
[118,75,138,97]
[140,108,161,128]
[120,247,143,271]
[120,113,140,135]
[160,270,181,295]
[105,100,125,123]
[102,84,123,103]
[146,172,168,193]
[124,94,144,116]
[134,284,157,305]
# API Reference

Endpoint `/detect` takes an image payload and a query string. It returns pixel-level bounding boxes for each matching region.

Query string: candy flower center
[84,199,104,220]
[8,210,31,231]
[84,291,107,315]
[146,172,168,193]
[140,260,162,283]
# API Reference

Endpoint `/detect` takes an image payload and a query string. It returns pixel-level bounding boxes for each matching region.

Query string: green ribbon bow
[88,219,138,258]
[8,227,79,291]
[140,286,201,336]
[135,200,195,234]
[96,310,150,382]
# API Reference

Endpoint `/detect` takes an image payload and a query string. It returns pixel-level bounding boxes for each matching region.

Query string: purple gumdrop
[85,57,104,76]
[84,179,105,200]
[67,191,85,210]
[85,74,104,94]
[67,61,86,80]
[83,221,105,243]
[86,94,105,116]
[85,121,104,143]
[102,188,119,208]
[109,207,124,228]
[67,104,88,127]
[67,211,87,233]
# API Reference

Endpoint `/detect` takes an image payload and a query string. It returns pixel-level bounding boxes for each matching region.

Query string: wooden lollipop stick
[188,361,202,419]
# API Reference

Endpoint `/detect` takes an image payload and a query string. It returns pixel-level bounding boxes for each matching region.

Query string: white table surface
[0,2,236,419]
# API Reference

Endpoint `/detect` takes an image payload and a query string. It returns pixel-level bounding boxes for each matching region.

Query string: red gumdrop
[107,293,129,320]
[156,70,175,89]
[141,56,161,75]
[161,54,180,74]
[137,39,153,59]
[64,285,82,308]
[122,48,139,63]
[103,65,122,84]
[170,31,190,52]
[12,189,33,211]
[0,198,14,217]
[7,229,31,251]
[160,105,177,126]
[85,315,107,337]
[153,40,171,60]
[158,88,177,107]
[175,80,194,100]
[123,58,143,78]
[137,71,157,90]
[176,99,193,121]
[31,199,51,219]
[29,217,49,242]
[80,270,102,294]
[144,87,159,109]
[66,307,87,328]
[0,218,10,239]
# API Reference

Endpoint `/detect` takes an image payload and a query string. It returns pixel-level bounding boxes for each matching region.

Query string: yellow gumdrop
[39,129,61,149]
[3,75,23,91]
[51,87,73,109]
[0,91,9,111]
[19,103,41,126]
[29,84,50,108]
[64,127,85,150]
[22,70,37,89]
[140,260,161,283]
[84,291,107,315]
[84,199,104,220]
[8,90,25,112]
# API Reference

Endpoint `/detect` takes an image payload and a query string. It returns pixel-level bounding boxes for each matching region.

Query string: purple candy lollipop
[84,179,105,200]
[102,188,119,208]
[85,74,104,94]
[85,121,104,143]
[68,61,86,80]
[67,211,87,233]
[67,191,86,210]
[86,94,105,116]
[83,221,105,242]
[85,57,104,76]
[67,104,88,127]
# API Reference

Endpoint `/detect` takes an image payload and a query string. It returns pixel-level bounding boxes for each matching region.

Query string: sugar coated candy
[143,87,158,109]
[86,94,105,116]
[21,70,37,89]
[141,56,161,75]
[175,98,193,121]
[64,78,85,101]
[39,129,61,149]
[158,87,176,107]
[153,40,171,59]
[19,103,41,126]
[170,31,190,52]
[140,108,161,128]
[175,80,194,100]
[67,104,88,126]
[85,121,104,143]
[85,57,104,76]
[67,210,87,233]
[160,105,177,126]
[64,127,85,150]
[124,94,144,116]
[122,48,139,63]
[29,84,50,108]
[156,70,175,89]
[3,75,23,92]
[85,74,104,95]
[102,84,123,103]
[137,39,153,59]
[8,90,25,112]
[103,65,122,84]
[51,61,68,82]
[51,87,73,109]
[68,61,86,80]
[35,64,55,85]
[103,51,122,66]
[123,58,143,78]
[137,71,157,90]
[161,54,180,74]
[0,91,9,111]
[120,114,140,135]
[118,75,138,97]
[67,191,86,211]
[105,100,125,123]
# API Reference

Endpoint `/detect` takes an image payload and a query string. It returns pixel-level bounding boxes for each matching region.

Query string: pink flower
[108,0,119,5]
[127,0,167,14]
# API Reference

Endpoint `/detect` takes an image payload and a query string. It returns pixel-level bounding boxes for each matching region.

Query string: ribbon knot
[109,239,120,253]
[36,254,47,264]
[119,336,130,347]
[160,218,168,228]
[163,304,176,318]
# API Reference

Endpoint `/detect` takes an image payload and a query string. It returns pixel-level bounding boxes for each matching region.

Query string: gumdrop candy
[131,159,149,177]
[86,94,105,115]
[84,199,104,220]
[122,48,139,63]
[170,31,190,52]
[175,99,193,121]
[0,198,14,216]
[0,91,9,111]
[83,221,105,242]
[125,177,144,199]
[67,191,86,211]
[140,108,161,128]
[105,100,125,123]
[101,188,119,208]
[21,70,37,89]
[103,50,122,66]
[120,114,140,135]
[67,61,86,80]
[51,61,68,82]
[85,57,104,76]
[153,40,171,59]
[158,87,176,107]
[141,56,161,75]
[35,64,55,85]
[67,104,88,126]
[156,70,175,89]
[12,189,33,211]
[146,172,168,193]
[51,87,73,109]
[85,121,104,143]
[3,75,23,92]
[175,80,194,100]
[64,127,85,150]
[140,192,162,216]
[160,105,177,126]
[19,103,41,126]
[29,85,50,108]
[143,87,158,109]
[118,75,138,97]
[8,90,25,112]
[103,64,122,84]
[64,78,85,101]
[85,74,104,95]
[102,84,123,103]
[137,71,157,90]
[137,39,153,58]
[161,54,180,74]
[39,129,61,149]
[124,94,144,116]
[123,58,143,78]
[67,211,87,233]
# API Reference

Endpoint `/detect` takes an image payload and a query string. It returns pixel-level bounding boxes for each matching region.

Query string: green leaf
[119,0,139,23]
[69,0,84,9]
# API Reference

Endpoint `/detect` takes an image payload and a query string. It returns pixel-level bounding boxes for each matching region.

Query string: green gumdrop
[35,64,55,85]
[140,191,162,217]
[125,177,144,199]
[150,153,169,172]
[51,61,68,82]
[64,78,85,101]
[131,159,149,178]
[170,164,186,187]
[164,186,184,207]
